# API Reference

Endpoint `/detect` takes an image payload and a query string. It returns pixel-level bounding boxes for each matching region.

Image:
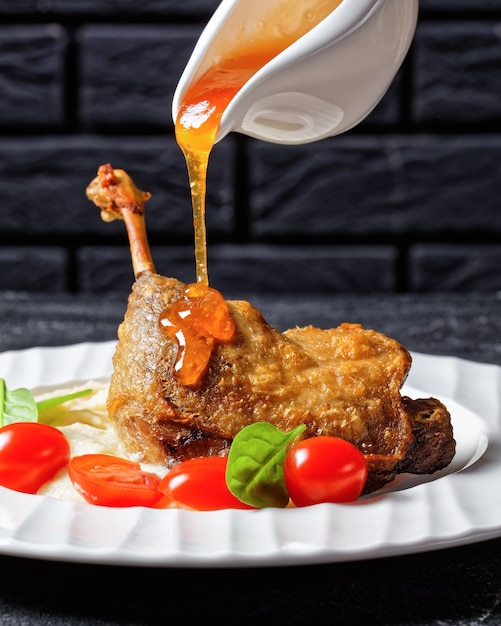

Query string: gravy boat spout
[172,0,419,145]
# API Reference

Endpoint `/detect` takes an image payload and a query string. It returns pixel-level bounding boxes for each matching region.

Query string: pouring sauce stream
[164,0,344,386]
[175,0,344,285]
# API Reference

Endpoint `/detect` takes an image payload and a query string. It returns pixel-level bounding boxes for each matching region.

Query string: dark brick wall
[0,0,500,295]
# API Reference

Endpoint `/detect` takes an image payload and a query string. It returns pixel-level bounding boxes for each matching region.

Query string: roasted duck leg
[87,165,455,495]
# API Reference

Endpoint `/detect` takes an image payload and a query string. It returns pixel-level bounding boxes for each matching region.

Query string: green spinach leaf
[226,422,306,508]
[0,379,38,427]
[0,378,93,427]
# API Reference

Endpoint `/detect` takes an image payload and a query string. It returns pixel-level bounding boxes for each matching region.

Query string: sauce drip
[165,0,344,386]
[159,283,235,387]
[176,0,344,286]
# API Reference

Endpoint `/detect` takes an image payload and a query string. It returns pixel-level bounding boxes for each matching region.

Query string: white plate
[0,341,496,569]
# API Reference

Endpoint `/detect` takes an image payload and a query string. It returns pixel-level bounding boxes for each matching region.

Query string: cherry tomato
[159,456,255,511]
[284,436,368,507]
[68,454,162,508]
[152,493,179,509]
[0,422,70,494]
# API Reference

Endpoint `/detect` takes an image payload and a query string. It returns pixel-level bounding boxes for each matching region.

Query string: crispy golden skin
[108,272,455,494]
[87,164,455,496]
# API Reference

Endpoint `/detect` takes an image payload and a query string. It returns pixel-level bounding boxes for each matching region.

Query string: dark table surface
[1,290,501,626]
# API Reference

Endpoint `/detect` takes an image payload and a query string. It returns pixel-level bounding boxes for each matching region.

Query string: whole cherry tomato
[159,456,255,511]
[68,454,162,507]
[0,422,70,494]
[284,436,368,507]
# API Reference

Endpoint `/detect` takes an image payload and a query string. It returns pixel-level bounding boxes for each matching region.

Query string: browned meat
[107,271,454,494]
[87,164,456,496]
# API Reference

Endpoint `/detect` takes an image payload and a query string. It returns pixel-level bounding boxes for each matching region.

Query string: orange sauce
[162,0,344,386]
[159,283,235,387]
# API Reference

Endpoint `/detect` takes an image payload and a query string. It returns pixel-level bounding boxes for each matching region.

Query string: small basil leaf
[226,422,306,508]
[0,379,38,427]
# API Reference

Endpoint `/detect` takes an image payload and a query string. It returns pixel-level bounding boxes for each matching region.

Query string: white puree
[35,381,168,502]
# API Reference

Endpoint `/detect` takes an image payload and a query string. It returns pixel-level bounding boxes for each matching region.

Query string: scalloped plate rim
[0,341,495,568]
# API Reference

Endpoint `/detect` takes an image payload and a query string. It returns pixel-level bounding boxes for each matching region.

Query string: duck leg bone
[86,163,155,277]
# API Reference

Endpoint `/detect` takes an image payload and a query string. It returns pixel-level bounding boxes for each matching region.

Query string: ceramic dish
[0,341,496,568]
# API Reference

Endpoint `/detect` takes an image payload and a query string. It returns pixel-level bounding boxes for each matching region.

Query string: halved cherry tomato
[284,436,368,507]
[68,454,162,507]
[0,422,70,494]
[159,456,255,511]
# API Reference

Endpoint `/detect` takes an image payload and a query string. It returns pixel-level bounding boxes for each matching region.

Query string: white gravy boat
[172,0,419,145]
